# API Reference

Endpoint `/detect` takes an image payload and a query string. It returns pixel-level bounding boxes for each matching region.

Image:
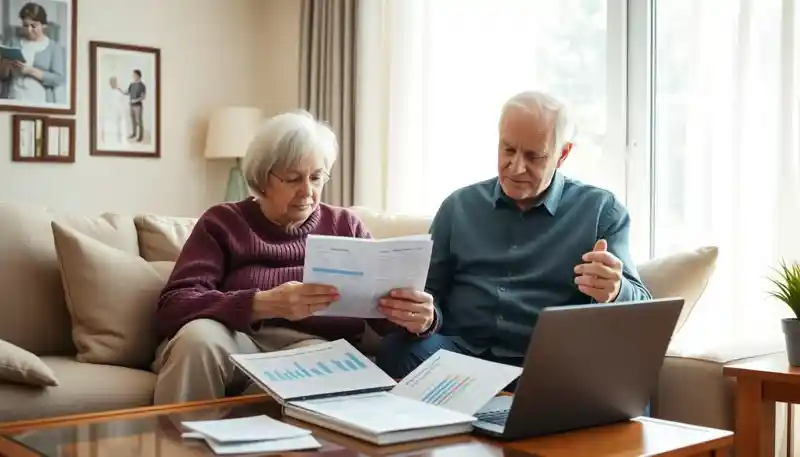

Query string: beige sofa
[0,202,783,437]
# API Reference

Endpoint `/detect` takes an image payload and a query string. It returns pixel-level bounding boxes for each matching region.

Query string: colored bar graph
[420,375,475,405]
[262,353,370,382]
[346,352,367,369]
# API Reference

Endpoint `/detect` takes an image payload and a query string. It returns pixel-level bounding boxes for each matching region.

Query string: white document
[180,415,310,443]
[302,234,433,318]
[183,432,321,455]
[390,349,523,415]
[290,391,475,434]
[229,339,396,400]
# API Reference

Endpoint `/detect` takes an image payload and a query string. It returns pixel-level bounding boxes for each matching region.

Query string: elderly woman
[152,110,438,405]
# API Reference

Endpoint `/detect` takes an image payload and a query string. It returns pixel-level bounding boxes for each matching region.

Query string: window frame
[624,0,656,262]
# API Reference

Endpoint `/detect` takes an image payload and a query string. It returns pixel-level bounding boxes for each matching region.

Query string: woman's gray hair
[241,110,338,197]
[499,90,577,153]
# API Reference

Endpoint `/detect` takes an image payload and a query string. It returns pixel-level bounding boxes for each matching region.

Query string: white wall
[0,0,304,217]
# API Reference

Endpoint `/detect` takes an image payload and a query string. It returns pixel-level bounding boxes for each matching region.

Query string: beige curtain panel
[299,0,358,207]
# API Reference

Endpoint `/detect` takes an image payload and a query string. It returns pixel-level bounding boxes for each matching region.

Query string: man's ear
[555,142,573,168]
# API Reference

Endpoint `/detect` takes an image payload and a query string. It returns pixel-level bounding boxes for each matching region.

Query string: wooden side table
[723,352,800,457]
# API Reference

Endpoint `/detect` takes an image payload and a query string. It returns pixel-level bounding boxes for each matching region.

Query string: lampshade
[204,106,263,159]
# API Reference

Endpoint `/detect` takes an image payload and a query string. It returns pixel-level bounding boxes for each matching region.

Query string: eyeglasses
[270,171,331,189]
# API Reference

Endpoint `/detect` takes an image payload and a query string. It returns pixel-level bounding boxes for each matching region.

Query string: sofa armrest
[653,337,784,430]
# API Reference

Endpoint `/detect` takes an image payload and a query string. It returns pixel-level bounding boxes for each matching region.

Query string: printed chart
[232,339,396,401]
[419,374,476,406]
[263,352,368,382]
[391,349,523,415]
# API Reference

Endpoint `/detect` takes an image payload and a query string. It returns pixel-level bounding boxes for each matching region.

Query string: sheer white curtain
[356,0,800,342]
[654,0,800,350]
[355,0,626,219]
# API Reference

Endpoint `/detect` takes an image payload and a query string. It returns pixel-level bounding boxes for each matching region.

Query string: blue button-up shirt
[426,171,652,359]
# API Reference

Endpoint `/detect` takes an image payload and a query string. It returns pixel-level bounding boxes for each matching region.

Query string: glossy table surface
[0,394,733,457]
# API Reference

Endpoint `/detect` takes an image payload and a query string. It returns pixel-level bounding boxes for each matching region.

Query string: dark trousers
[130,104,143,140]
[375,332,651,416]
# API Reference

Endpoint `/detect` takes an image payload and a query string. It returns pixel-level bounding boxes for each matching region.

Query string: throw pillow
[134,214,197,261]
[637,246,719,336]
[0,339,58,387]
[51,221,175,370]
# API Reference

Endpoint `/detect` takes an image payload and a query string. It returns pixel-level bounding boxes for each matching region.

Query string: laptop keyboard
[475,409,509,426]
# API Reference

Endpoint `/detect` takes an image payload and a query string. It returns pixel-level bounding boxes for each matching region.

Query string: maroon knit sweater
[155,198,403,342]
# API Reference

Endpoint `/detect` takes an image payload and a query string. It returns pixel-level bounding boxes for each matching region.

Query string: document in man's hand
[302,234,433,318]
[229,339,522,445]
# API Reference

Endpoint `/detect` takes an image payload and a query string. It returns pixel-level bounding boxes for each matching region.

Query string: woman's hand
[252,281,339,321]
[378,288,435,334]
[12,61,43,80]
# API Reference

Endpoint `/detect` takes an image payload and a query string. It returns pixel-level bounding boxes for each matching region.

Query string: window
[649,0,800,342]
[357,0,629,219]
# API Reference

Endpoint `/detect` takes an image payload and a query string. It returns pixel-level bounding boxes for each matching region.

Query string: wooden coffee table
[0,394,732,456]
[724,352,800,457]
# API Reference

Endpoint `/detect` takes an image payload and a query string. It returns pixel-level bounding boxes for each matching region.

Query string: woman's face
[260,153,329,228]
[22,18,45,40]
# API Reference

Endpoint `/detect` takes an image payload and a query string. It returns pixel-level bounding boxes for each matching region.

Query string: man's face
[496,107,571,206]
[132,72,140,81]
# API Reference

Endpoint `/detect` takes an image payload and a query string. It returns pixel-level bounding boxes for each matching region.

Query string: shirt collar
[493,171,565,216]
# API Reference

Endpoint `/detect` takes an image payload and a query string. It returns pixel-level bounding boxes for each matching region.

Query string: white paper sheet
[183,431,321,455]
[290,391,475,434]
[302,234,433,318]
[230,339,396,400]
[181,415,310,443]
[390,349,523,415]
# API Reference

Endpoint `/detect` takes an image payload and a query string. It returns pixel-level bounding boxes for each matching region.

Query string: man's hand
[574,239,623,303]
[378,288,435,334]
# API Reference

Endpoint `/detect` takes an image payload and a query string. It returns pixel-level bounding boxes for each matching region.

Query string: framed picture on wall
[11,113,74,162]
[0,0,77,114]
[89,40,160,158]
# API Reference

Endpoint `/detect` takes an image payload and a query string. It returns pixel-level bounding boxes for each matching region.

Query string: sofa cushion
[52,221,175,370]
[0,202,140,356]
[655,338,784,430]
[0,339,58,387]
[348,206,433,239]
[637,246,719,336]
[135,214,198,261]
[0,356,155,422]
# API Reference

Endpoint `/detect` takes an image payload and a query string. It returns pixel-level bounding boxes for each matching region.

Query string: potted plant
[768,259,800,366]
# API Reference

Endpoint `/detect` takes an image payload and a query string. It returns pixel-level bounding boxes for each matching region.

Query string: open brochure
[302,234,433,318]
[229,339,522,445]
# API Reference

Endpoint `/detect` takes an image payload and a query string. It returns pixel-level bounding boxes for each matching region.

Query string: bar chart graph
[420,374,475,406]
[262,352,368,382]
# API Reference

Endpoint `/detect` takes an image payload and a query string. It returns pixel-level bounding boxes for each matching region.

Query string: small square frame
[11,114,75,163]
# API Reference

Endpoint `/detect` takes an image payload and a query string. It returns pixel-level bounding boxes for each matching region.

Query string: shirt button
[511,244,518,249]
[498,286,507,292]
[497,315,505,321]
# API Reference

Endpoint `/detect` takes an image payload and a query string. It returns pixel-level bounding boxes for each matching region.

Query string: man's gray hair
[241,110,338,197]
[499,90,577,153]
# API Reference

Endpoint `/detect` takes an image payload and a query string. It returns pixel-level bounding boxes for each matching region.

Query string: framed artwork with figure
[0,0,78,114]
[89,40,160,158]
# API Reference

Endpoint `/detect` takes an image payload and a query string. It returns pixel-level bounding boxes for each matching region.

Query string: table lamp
[204,106,263,202]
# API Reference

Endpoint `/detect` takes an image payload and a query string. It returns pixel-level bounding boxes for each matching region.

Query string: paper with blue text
[302,234,433,318]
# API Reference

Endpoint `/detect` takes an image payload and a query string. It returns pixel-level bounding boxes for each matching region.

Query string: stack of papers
[180,415,321,455]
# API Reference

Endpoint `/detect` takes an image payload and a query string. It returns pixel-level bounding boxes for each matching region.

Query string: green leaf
[767,258,800,317]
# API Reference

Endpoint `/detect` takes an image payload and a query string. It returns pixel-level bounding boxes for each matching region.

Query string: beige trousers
[151,319,327,407]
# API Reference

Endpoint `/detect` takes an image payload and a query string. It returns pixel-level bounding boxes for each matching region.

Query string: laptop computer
[472,297,684,440]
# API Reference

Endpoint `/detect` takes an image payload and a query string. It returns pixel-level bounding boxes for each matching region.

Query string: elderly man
[375,90,652,384]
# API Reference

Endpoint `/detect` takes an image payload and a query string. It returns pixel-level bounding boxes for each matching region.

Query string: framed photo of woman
[0,0,77,114]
